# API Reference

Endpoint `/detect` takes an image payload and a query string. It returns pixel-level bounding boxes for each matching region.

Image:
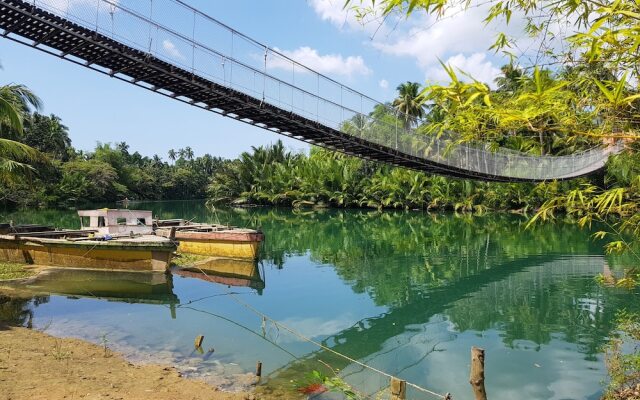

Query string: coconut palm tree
[168,149,177,163]
[184,146,194,160]
[495,63,524,93]
[0,83,45,182]
[23,113,72,160]
[152,154,163,168]
[392,81,426,130]
[116,141,130,155]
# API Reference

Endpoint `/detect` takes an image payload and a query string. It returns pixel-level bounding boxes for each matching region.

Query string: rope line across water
[193,265,449,399]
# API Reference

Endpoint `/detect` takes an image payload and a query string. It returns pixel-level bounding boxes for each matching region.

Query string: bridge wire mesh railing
[30,0,619,180]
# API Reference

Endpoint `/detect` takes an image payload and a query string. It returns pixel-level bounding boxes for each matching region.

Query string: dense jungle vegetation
[0,107,222,207]
[1,76,638,215]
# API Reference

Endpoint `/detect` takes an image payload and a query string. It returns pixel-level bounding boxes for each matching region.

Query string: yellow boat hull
[0,240,173,272]
[177,239,260,260]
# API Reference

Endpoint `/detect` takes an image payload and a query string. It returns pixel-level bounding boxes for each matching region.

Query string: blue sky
[0,0,515,159]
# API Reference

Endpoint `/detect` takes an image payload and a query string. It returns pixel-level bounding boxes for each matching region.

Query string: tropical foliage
[206,140,584,212]
[1,112,223,207]
[0,83,46,184]
[603,311,640,400]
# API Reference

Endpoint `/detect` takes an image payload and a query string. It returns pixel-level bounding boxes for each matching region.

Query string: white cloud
[162,39,185,60]
[269,46,371,78]
[308,0,390,36]
[378,79,389,89]
[309,0,516,84]
[426,53,501,88]
[309,0,356,28]
[371,5,508,69]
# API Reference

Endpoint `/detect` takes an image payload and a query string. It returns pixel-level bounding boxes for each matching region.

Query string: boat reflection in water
[0,258,266,326]
[1,268,180,314]
[173,257,265,295]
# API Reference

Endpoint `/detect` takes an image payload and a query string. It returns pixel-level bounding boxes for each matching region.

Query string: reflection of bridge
[263,255,613,394]
[0,0,622,182]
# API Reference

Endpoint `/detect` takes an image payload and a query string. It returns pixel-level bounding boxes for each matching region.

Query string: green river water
[1,201,638,399]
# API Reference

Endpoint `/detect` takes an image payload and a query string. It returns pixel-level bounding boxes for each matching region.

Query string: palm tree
[0,84,45,182]
[392,82,426,130]
[23,113,72,160]
[184,146,194,160]
[116,141,129,155]
[0,84,41,136]
[152,154,162,168]
[168,149,177,163]
[495,63,524,93]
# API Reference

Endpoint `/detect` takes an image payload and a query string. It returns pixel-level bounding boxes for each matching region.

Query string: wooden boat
[0,210,176,272]
[155,219,264,260]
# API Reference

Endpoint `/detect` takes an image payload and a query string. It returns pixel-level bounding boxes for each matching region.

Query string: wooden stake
[390,377,406,400]
[469,347,487,400]
[255,361,262,377]
[194,335,204,348]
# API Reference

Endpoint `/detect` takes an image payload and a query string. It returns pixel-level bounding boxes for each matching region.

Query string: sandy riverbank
[0,323,255,400]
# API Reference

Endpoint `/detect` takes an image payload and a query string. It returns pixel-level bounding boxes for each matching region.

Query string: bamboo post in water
[469,347,487,400]
[390,377,406,400]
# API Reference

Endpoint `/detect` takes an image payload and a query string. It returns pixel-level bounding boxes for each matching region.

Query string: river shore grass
[0,262,35,281]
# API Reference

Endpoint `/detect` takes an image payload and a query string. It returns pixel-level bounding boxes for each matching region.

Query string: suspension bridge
[0,0,623,182]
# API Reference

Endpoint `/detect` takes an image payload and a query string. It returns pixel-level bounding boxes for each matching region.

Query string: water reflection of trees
[213,207,636,361]
[222,208,605,302]
[7,203,636,355]
[443,257,640,358]
[0,295,50,328]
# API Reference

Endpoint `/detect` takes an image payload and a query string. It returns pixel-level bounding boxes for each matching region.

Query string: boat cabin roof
[77,209,153,231]
[77,209,152,219]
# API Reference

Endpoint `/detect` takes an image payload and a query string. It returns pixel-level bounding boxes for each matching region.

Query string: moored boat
[155,220,264,260]
[0,210,176,272]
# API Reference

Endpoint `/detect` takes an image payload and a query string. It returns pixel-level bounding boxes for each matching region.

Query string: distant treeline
[2,81,638,211]
[0,109,630,212]
[3,110,637,212]
[206,139,637,212]
[1,113,219,208]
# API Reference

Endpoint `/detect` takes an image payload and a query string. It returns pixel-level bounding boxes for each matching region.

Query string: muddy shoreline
[0,323,259,400]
